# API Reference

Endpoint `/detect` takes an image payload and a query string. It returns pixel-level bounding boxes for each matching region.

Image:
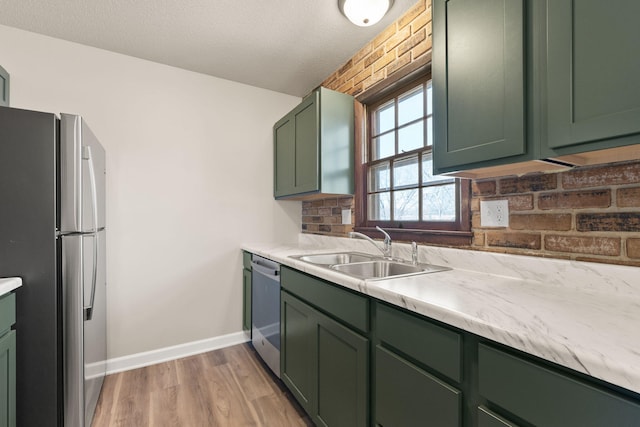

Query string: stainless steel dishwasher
[251,255,281,377]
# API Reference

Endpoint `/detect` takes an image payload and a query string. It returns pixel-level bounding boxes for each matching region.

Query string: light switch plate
[341,209,351,225]
[480,200,509,227]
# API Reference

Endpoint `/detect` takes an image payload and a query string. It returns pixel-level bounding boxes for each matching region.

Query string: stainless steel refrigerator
[0,106,107,426]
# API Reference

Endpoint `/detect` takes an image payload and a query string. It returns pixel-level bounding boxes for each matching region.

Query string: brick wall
[321,0,431,97]
[472,161,640,266]
[301,197,355,236]
[300,0,640,267]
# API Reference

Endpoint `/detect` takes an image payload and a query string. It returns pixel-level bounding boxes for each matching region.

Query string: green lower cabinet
[375,345,461,427]
[281,292,317,416]
[479,344,640,427]
[374,301,463,427]
[278,268,640,427]
[477,406,520,427]
[242,268,252,333]
[0,292,16,427]
[242,251,252,335]
[315,312,368,427]
[0,65,9,107]
[0,330,16,427]
[281,291,369,427]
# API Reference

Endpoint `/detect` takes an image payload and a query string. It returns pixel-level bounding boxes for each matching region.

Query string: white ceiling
[0,0,417,97]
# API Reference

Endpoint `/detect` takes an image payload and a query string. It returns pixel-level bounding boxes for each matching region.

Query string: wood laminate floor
[92,343,313,427]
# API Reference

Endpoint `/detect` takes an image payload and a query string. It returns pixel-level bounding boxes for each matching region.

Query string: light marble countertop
[0,277,22,297]
[242,234,640,396]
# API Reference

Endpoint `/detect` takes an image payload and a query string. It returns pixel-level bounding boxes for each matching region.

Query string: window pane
[375,101,395,135]
[422,154,435,183]
[426,117,433,147]
[423,184,457,221]
[372,132,395,160]
[423,153,455,185]
[398,86,423,126]
[426,81,433,115]
[393,156,418,189]
[368,192,390,221]
[369,163,390,192]
[394,189,419,221]
[398,121,424,153]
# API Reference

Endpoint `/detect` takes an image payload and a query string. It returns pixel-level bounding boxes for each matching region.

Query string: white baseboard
[105,331,250,375]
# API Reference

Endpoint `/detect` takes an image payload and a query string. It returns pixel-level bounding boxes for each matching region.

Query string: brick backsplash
[301,197,354,236]
[472,160,640,266]
[299,0,640,267]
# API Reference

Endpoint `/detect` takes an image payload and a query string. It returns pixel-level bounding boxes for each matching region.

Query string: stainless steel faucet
[411,242,419,265]
[348,226,392,259]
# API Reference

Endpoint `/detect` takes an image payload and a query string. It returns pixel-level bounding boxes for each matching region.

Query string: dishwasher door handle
[251,261,279,279]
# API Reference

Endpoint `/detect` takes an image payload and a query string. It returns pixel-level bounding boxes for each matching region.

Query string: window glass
[372,133,395,160]
[398,86,424,125]
[369,163,390,192]
[394,189,419,221]
[368,193,390,221]
[398,122,424,153]
[393,156,419,189]
[375,101,395,135]
[423,184,457,221]
[361,76,466,235]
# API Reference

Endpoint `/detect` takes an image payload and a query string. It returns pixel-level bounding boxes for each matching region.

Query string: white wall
[0,25,301,359]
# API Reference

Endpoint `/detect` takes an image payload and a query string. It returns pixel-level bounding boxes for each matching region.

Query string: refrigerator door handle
[83,145,99,321]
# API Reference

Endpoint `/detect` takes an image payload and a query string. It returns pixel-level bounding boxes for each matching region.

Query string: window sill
[354,227,473,246]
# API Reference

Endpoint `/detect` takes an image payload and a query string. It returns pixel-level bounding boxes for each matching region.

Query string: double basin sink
[291,252,450,280]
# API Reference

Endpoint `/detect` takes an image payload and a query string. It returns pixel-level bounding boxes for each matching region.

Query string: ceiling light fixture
[338,0,394,27]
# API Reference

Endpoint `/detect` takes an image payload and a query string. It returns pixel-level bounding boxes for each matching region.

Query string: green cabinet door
[544,0,640,154]
[433,0,527,174]
[242,268,252,333]
[281,291,317,416]
[479,344,640,426]
[293,93,320,195]
[375,345,461,427]
[0,65,9,107]
[281,290,369,427]
[478,406,520,427]
[0,330,16,427]
[274,115,296,197]
[273,93,319,198]
[315,311,368,427]
[273,87,354,199]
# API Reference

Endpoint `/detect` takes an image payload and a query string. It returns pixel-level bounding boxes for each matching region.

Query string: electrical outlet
[341,209,352,225]
[480,200,509,227]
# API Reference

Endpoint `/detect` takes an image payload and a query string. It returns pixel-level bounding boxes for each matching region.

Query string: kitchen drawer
[281,267,369,333]
[242,251,252,270]
[478,406,520,427]
[479,344,640,427]
[376,301,462,383]
[0,292,16,335]
[376,345,461,427]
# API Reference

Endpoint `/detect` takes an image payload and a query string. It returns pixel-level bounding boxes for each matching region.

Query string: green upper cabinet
[542,0,640,157]
[433,0,531,175]
[0,65,9,107]
[433,0,640,177]
[274,87,354,199]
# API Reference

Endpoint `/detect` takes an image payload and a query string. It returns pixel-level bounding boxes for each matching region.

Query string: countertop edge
[0,277,22,297]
